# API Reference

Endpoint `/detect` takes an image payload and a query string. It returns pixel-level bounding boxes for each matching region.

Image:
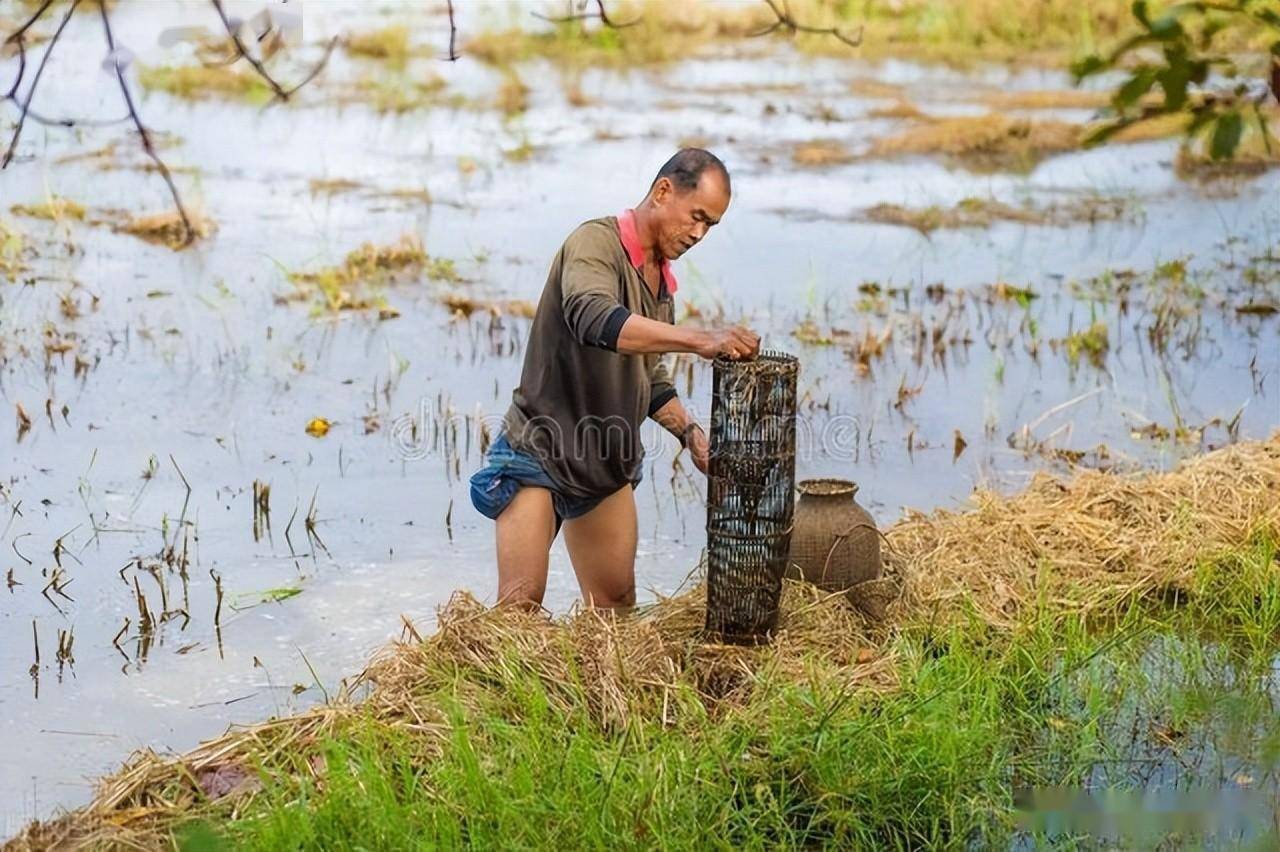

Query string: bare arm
[651,392,695,436]
[651,394,710,475]
[616,314,759,360]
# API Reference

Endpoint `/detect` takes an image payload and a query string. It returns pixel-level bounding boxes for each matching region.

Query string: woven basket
[787,478,882,602]
[705,352,798,645]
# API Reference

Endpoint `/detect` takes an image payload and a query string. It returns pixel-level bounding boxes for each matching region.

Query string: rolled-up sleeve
[647,355,678,416]
[561,230,630,351]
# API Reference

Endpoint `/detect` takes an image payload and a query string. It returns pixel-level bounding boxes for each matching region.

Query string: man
[470,148,759,610]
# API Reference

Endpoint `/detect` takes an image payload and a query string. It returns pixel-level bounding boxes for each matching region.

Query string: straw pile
[868,114,1082,171]
[888,435,1280,627]
[9,435,1279,850]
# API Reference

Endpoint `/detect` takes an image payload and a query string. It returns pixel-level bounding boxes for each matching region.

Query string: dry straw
[10,435,1279,850]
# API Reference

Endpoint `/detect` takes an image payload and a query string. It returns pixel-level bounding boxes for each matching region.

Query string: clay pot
[788,479,883,610]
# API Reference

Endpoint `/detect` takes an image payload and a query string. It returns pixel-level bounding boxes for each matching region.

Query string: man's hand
[686,423,710,475]
[695,326,760,361]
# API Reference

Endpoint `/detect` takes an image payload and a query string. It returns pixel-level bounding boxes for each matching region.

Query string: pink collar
[617,209,678,294]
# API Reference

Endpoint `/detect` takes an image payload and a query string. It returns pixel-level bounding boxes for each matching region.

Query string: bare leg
[495,486,556,609]
[562,484,638,609]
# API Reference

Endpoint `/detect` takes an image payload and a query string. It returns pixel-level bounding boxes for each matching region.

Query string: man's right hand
[696,326,760,360]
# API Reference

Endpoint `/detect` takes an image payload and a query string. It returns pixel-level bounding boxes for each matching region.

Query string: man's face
[650,171,730,261]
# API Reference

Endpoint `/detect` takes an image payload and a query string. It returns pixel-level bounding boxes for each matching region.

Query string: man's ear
[651,176,672,206]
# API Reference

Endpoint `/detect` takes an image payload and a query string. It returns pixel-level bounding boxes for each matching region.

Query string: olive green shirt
[503,217,677,500]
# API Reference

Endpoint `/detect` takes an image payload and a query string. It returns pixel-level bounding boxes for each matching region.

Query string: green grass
[177,537,1280,850]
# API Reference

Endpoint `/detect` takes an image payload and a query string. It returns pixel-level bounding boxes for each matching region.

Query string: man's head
[640,148,731,261]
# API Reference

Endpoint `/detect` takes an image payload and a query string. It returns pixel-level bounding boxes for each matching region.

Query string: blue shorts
[469,434,641,528]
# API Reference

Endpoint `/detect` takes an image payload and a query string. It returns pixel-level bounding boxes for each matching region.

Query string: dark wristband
[680,422,704,449]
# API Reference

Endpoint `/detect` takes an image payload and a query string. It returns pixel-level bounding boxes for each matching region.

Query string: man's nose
[693,222,709,241]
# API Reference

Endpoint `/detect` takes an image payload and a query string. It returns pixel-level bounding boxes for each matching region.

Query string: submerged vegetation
[116,210,215,250]
[11,438,1280,848]
[6,194,213,251]
[136,64,272,103]
[10,196,86,222]
[286,236,463,314]
[343,25,413,64]
[861,195,1134,233]
[867,114,1083,172]
[1056,321,1110,368]
[0,218,27,277]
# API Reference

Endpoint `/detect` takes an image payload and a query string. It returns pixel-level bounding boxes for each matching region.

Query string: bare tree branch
[209,0,338,101]
[3,2,138,134]
[3,0,79,169]
[4,0,55,50]
[445,0,458,61]
[96,0,195,247]
[533,0,641,28]
[751,0,863,48]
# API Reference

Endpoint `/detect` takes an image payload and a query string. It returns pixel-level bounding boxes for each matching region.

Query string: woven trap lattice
[704,351,799,644]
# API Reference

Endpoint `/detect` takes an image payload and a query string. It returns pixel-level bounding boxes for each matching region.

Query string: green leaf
[1157,61,1194,110]
[1149,14,1185,40]
[1116,67,1158,107]
[1132,0,1150,27]
[1071,54,1107,80]
[1209,111,1244,160]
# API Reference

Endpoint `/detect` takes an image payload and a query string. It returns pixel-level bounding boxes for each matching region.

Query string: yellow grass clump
[443,294,537,319]
[864,199,1035,232]
[866,99,926,120]
[496,71,530,116]
[136,64,271,103]
[863,194,1131,233]
[1107,111,1191,143]
[463,0,773,68]
[10,196,87,221]
[847,77,909,100]
[9,436,1279,849]
[982,89,1112,110]
[869,113,1082,172]
[116,210,215,250]
[0,218,27,277]
[344,25,412,63]
[792,138,854,167]
[286,235,463,314]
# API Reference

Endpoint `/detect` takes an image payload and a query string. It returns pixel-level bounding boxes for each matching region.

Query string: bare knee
[497,575,547,610]
[586,583,636,610]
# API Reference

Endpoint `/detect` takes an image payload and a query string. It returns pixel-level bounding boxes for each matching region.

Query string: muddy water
[1,0,1277,827]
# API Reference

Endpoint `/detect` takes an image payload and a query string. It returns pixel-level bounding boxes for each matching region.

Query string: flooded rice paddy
[1,0,1278,829]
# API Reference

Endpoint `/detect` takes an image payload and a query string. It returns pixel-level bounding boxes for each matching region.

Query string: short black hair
[652,148,730,194]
